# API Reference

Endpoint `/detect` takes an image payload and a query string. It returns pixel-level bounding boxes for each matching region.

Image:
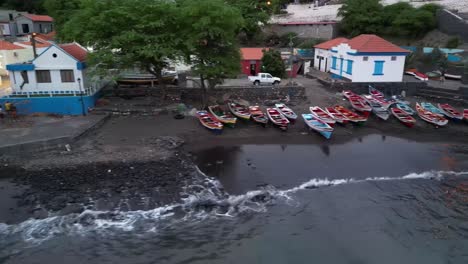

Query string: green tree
[446,37,460,49]
[180,0,244,106]
[338,0,384,37]
[430,47,448,72]
[392,8,435,37]
[261,49,286,78]
[1,0,45,13]
[61,0,183,97]
[43,0,80,40]
[226,0,270,39]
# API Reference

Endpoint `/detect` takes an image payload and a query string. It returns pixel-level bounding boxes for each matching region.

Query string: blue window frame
[346,60,353,75]
[373,61,384,75]
[331,56,337,70]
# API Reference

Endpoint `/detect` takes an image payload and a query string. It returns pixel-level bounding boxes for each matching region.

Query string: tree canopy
[261,49,286,78]
[43,0,80,40]
[1,0,45,13]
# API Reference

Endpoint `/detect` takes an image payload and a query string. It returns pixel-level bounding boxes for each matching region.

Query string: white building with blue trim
[316,34,410,82]
[2,42,107,115]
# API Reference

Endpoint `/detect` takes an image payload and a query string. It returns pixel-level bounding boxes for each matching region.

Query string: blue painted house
[2,42,107,115]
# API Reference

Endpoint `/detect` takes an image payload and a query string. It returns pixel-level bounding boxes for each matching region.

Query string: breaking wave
[0,169,467,246]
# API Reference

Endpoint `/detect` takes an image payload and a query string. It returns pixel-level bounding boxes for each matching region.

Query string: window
[331,56,337,70]
[60,70,75,83]
[266,74,272,78]
[39,24,43,33]
[261,74,266,78]
[36,70,51,83]
[363,56,369,61]
[373,61,385,75]
[346,60,353,75]
[391,56,397,61]
[20,71,29,83]
[22,24,30,33]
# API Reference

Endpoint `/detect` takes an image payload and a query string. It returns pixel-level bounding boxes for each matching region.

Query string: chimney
[31,32,37,58]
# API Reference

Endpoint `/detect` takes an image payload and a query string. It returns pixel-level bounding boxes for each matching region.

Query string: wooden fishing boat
[342,90,359,100]
[394,103,415,115]
[208,105,237,127]
[348,95,372,116]
[302,114,334,139]
[309,106,336,127]
[420,102,444,117]
[334,105,367,125]
[368,86,394,108]
[416,103,448,126]
[196,111,223,134]
[249,106,268,126]
[391,108,416,128]
[362,95,390,120]
[275,103,297,120]
[324,107,349,125]
[437,103,463,120]
[444,73,462,80]
[464,109,468,122]
[228,101,251,120]
[267,108,289,130]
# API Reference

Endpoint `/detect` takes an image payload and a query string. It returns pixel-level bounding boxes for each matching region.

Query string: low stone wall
[111,85,306,102]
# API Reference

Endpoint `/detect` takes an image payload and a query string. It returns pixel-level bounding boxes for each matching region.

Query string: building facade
[240,48,267,76]
[313,37,348,72]
[3,43,107,115]
[14,14,53,35]
[0,41,34,76]
[317,35,410,82]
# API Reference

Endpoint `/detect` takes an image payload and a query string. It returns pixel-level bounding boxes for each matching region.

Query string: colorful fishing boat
[249,106,268,126]
[302,114,334,139]
[309,106,336,127]
[267,108,289,130]
[348,96,372,116]
[228,101,251,120]
[342,90,359,100]
[420,102,444,117]
[391,108,416,128]
[196,111,223,134]
[275,103,297,120]
[334,105,367,125]
[394,103,415,115]
[368,86,394,108]
[324,107,349,125]
[437,103,463,121]
[208,105,237,127]
[416,103,448,126]
[362,95,390,120]
[464,109,468,122]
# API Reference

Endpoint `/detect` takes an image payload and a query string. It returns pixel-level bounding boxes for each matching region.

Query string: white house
[3,42,107,115]
[327,34,410,82]
[313,37,348,72]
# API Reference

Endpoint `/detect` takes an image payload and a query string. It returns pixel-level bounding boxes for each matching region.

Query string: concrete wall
[330,43,407,82]
[266,23,336,40]
[437,9,468,42]
[314,48,331,72]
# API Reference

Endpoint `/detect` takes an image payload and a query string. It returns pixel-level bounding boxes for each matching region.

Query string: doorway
[250,61,257,76]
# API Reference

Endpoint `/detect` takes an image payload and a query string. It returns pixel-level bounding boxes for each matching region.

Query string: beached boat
[464,109,468,122]
[368,86,394,108]
[391,108,416,128]
[394,103,415,115]
[421,102,444,117]
[334,105,367,125]
[362,95,390,120]
[342,90,359,100]
[249,106,268,126]
[196,111,223,134]
[324,107,349,125]
[302,114,334,139]
[309,106,336,127]
[348,95,372,115]
[267,108,289,130]
[437,103,463,120]
[444,73,462,80]
[228,102,251,120]
[275,103,297,120]
[208,105,237,127]
[416,103,448,126]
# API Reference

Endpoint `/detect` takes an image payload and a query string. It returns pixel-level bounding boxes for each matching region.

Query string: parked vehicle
[438,103,463,120]
[267,108,289,130]
[196,111,223,134]
[249,106,268,126]
[302,114,334,139]
[248,73,281,86]
[416,103,448,126]
[391,108,416,128]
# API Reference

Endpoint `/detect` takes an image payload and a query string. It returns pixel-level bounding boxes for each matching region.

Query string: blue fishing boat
[302,114,334,139]
[420,102,444,117]
[395,103,415,115]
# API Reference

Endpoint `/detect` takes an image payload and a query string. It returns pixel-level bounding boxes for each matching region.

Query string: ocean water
[1,135,468,264]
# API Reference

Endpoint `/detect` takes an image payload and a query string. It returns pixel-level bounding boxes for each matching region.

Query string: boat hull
[302,114,333,139]
[196,111,223,134]
[208,105,237,127]
[438,103,463,121]
[391,108,416,128]
[275,104,297,121]
[228,102,251,121]
[416,103,448,126]
[267,108,289,130]
[309,106,336,127]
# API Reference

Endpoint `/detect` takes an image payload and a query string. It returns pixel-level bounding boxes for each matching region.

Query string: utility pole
[31,32,37,58]
[77,77,86,116]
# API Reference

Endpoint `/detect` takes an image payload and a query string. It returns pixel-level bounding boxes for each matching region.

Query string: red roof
[241,48,268,60]
[59,43,88,62]
[36,31,56,41]
[18,41,52,48]
[22,14,53,22]
[314,37,348,50]
[345,34,410,53]
[0,40,25,50]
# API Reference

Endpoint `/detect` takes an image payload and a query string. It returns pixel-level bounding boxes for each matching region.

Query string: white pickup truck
[248,73,281,86]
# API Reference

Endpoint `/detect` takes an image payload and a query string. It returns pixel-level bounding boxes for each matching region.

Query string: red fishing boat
[464,109,468,122]
[342,90,371,115]
[334,105,367,125]
[416,103,448,126]
[249,106,268,126]
[196,111,223,134]
[309,106,336,127]
[391,108,416,128]
[437,103,463,121]
[266,108,289,130]
[324,107,349,124]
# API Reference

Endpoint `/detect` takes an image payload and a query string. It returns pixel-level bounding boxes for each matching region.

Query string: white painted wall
[0,23,11,35]
[329,43,407,82]
[0,48,34,76]
[313,48,331,72]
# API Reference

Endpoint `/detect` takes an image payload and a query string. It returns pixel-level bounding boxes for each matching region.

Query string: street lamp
[77,77,86,116]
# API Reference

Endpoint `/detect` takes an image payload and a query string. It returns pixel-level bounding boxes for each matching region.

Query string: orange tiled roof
[59,43,88,62]
[22,14,53,22]
[240,47,269,60]
[314,37,348,50]
[345,34,410,53]
[0,40,25,50]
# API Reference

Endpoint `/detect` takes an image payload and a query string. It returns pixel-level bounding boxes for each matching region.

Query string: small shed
[240,48,268,76]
